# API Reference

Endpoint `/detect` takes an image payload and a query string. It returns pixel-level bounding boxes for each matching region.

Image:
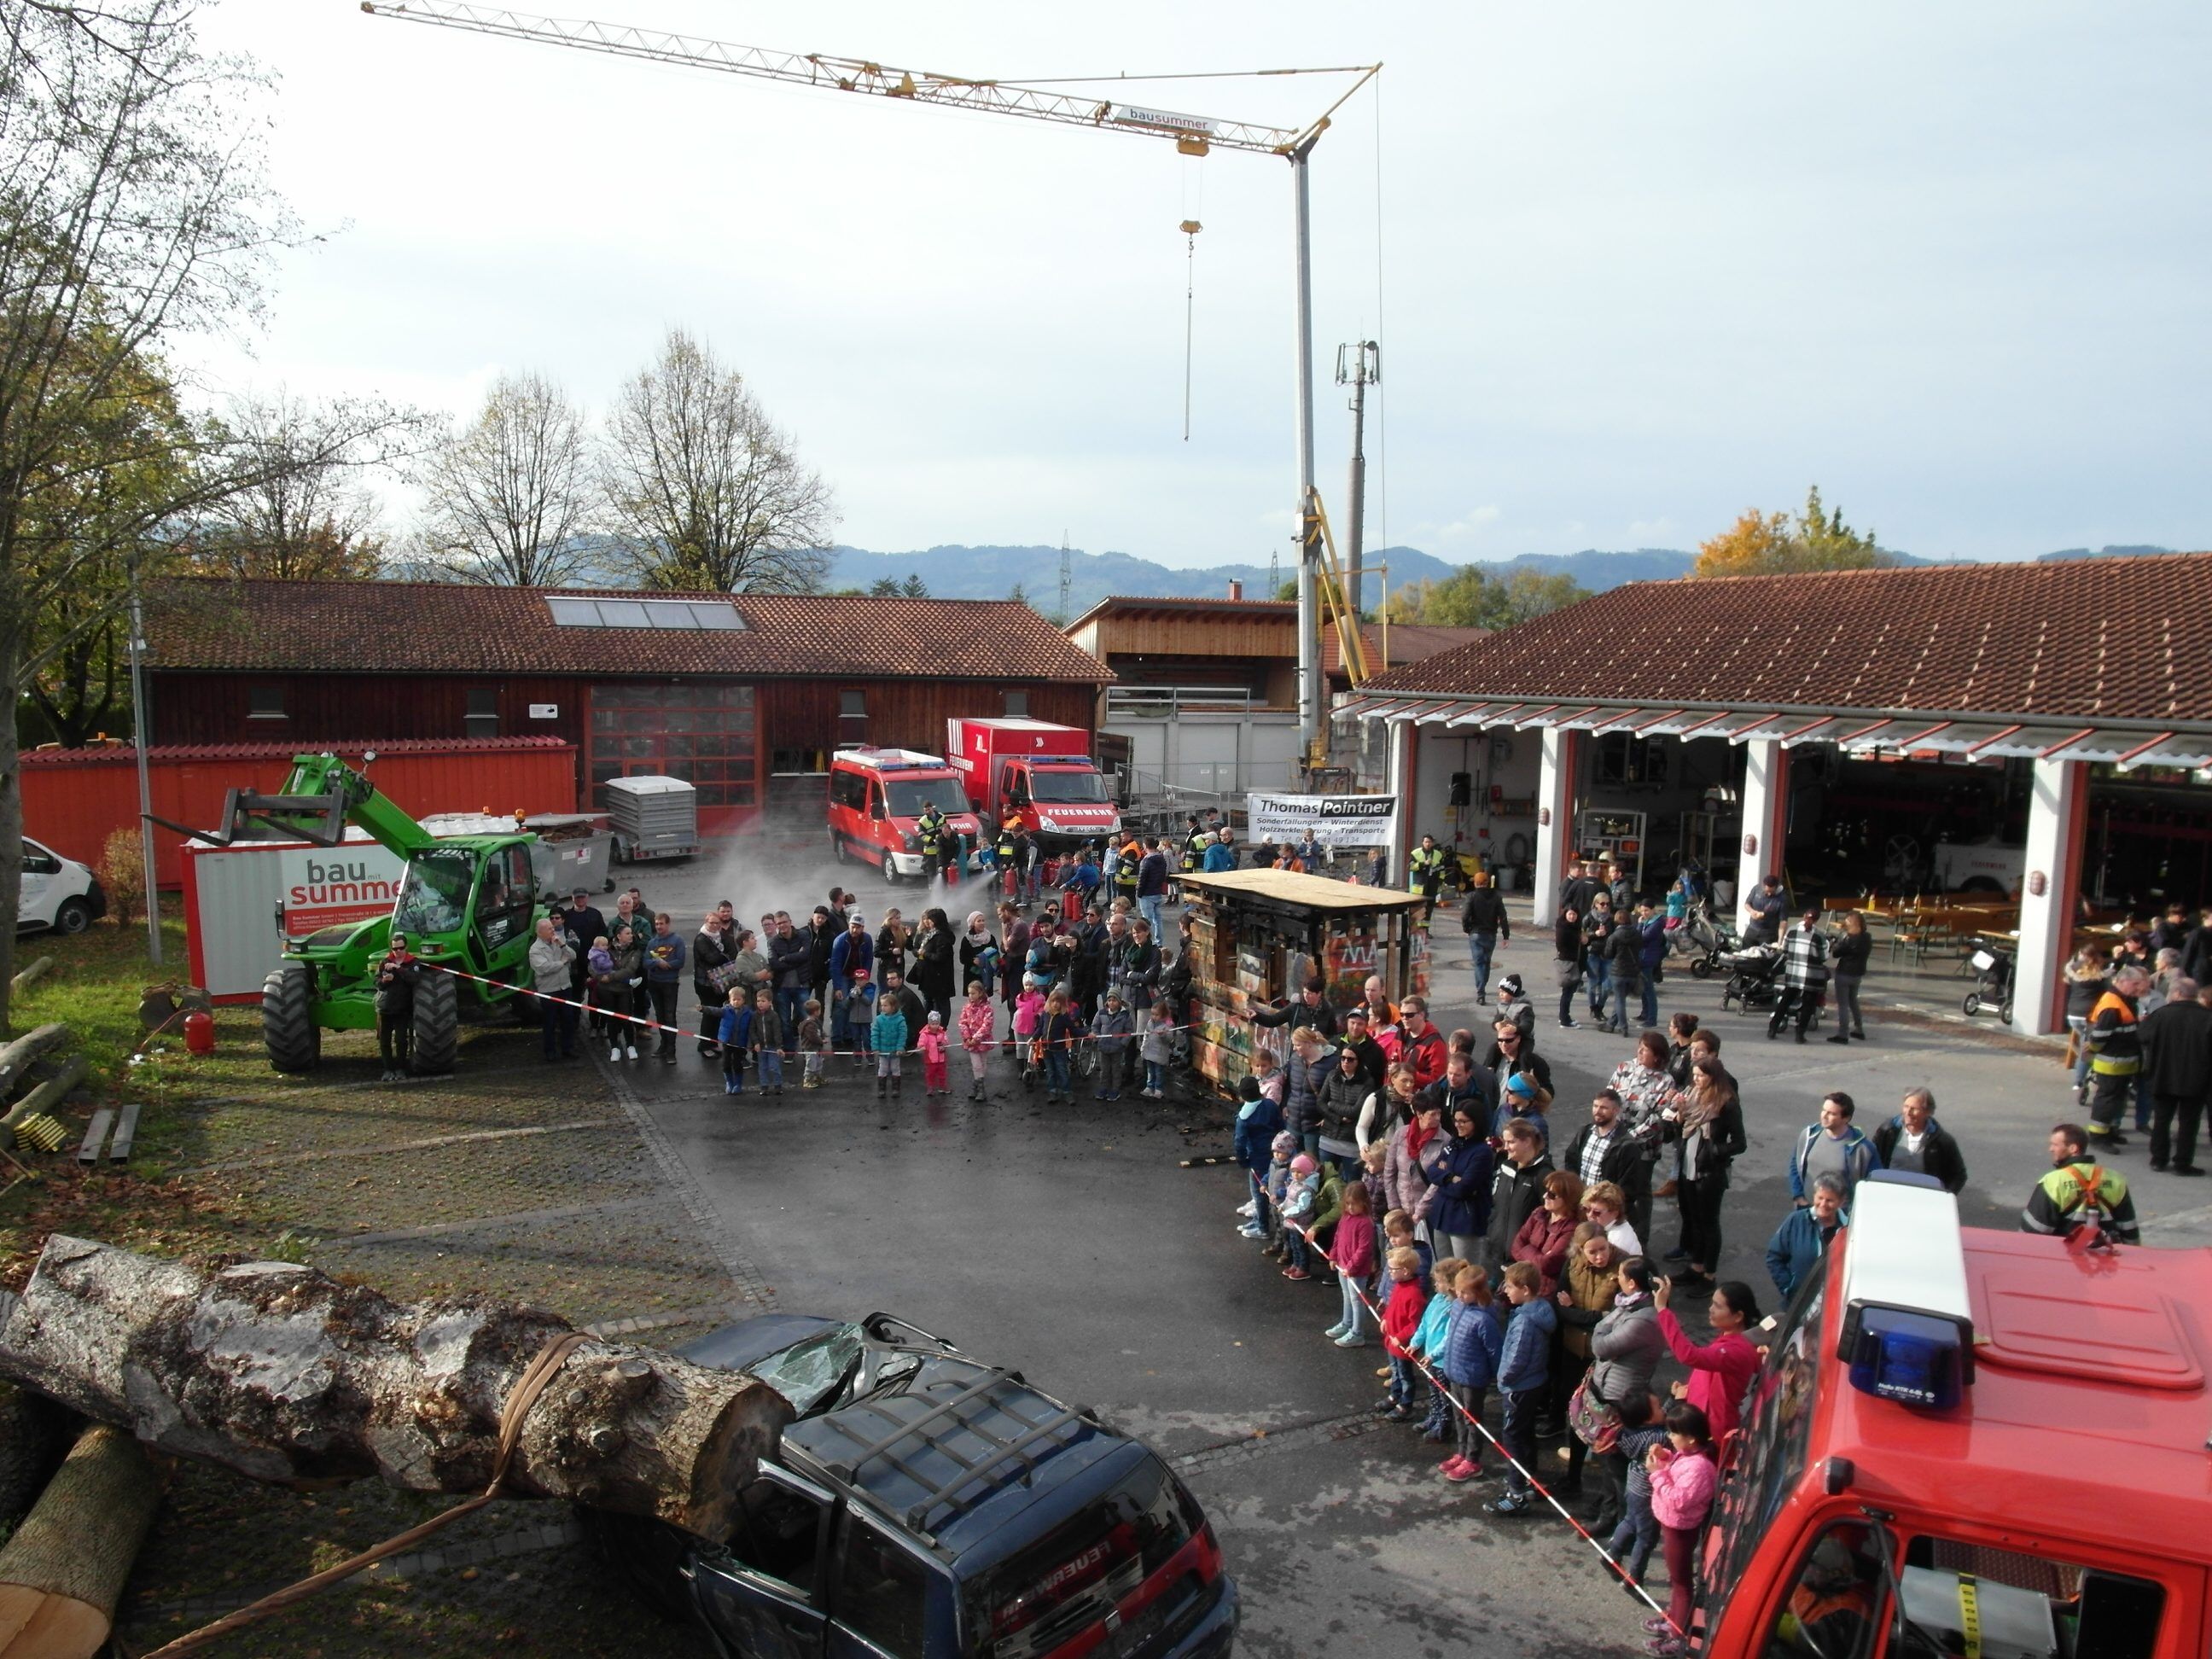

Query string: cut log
[0,1423,163,1659]
[0,1237,793,1541]
[0,1027,69,1102]
[8,959,52,998]
[0,1059,90,1141]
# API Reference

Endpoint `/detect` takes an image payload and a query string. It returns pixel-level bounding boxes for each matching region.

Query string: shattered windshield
[748,1321,865,1417]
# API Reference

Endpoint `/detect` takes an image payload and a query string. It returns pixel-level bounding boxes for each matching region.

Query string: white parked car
[16,837,107,935]
[1930,835,2024,894]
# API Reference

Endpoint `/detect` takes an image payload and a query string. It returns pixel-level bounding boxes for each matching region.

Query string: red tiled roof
[1353,623,1488,672]
[18,736,571,767]
[146,578,1114,684]
[1361,553,2212,724]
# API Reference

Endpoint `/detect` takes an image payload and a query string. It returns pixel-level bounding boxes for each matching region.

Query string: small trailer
[599,775,700,864]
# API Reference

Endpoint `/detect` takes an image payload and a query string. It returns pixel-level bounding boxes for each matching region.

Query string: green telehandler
[178,753,549,1074]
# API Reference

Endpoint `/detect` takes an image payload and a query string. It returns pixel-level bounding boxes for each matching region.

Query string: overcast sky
[180,1,2209,568]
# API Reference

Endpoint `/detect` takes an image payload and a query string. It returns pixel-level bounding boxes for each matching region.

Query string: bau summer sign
[281,847,406,939]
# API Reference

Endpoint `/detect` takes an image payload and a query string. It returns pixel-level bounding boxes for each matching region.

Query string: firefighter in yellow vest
[1409,835,1449,913]
[1179,814,1205,874]
[916,803,946,873]
[2022,1123,2139,1244]
[2085,965,2148,1147]
[1113,838,1142,900]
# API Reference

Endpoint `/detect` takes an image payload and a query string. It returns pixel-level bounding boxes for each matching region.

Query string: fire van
[946,718,1120,851]
[826,747,981,882]
[1694,1173,2209,1658]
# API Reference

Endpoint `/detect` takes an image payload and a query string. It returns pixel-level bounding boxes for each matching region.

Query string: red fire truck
[945,718,1121,852]
[825,747,981,882]
[1696,1173,2207,1657]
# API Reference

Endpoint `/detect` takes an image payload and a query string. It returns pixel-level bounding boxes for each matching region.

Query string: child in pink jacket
[1324,1181,1380,1346]
[1644,1400,1718,1656]
[958,981,996,1103]
[917,1010,951,1096]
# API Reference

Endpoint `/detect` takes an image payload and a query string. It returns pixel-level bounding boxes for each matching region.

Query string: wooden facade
[146,669,1097,831]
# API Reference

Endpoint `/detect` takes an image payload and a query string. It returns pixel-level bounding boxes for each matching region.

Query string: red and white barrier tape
[1279,1212,1685,1637]
[416,962,1202,1059]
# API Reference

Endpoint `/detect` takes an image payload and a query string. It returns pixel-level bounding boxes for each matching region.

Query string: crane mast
[362,0,1377,763]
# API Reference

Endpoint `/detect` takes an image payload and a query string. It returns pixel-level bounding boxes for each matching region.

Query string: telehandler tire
[262,963,321,1074]
[410,968,459,1075]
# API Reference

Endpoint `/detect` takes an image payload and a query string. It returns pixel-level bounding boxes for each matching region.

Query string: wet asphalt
[598,851,2206,1657]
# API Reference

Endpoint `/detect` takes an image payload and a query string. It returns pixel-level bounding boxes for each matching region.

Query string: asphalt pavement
[600,847,2209,1656]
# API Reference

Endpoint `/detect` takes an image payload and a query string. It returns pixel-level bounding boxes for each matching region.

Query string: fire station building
[141,578,1113,835]
[1340,551,2212,1037]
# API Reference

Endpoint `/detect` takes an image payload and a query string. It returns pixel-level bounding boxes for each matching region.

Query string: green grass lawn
[3,917,279,1284]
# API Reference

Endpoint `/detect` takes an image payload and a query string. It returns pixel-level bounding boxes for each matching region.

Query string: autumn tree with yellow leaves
[1694,487,1891,578]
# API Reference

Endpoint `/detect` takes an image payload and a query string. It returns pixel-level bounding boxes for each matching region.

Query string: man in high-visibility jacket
[1409,835,1448,917]
[2023,1123,2140,1244]
[1113,839,1143,901]
[2086,966,2150,1148]
[916,805,946,880]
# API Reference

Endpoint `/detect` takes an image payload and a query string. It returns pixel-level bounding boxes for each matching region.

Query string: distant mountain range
[825,544,1711,613]
[385,538,2187,607]
[2033,544,2179,562]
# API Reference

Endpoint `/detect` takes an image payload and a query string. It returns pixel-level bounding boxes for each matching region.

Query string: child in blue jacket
[871,997,908,1097]
[1439,1265,1503,1481]
[715,998,753,1096]
[1486,1260,1557,1516]
[1407,1254,1470,1442]
[1605,1392,1667,1588]
[1235,1078,1286,1238]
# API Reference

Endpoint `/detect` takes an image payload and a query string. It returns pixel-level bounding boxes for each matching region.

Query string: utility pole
[1336,340,1380,621]
[1291,144,1321,766]
[1057,532,1072,627]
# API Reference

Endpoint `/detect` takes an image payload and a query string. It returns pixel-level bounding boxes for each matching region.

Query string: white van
[16,837,106,935]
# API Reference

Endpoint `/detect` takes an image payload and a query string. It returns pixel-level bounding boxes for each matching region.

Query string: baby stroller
[1717,944,1785,1013]
[1962,940,2016,1023]
[1674,898,1735,978]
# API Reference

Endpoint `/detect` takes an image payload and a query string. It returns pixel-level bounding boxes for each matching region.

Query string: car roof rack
[902,1404,1091,1534]
[807,1355,1093,1539]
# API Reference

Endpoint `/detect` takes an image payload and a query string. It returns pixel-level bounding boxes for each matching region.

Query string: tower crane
[360,2,1379,764]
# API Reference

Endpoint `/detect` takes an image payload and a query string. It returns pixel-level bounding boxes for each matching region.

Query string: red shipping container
[19,737,579,888]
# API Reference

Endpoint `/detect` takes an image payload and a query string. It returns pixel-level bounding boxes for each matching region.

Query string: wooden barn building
[142,578,1114,832]
[1064,587,1483,800]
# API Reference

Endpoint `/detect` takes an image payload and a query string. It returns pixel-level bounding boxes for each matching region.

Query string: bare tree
[182,389,403,579]
[602,329,836,593]
[0,0,410,1027]
[416,370,595,585]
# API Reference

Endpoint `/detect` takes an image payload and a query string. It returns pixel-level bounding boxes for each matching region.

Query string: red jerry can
[183,1009,217,1056]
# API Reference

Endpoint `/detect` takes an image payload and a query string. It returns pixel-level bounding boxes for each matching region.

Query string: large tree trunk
[0,1423,163,1659]
[0,1237,793,1541]
[2,627,21,1039]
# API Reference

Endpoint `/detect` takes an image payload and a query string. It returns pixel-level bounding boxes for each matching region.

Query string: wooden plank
[105,1104,141,1165]
[75,1110,114,1166]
